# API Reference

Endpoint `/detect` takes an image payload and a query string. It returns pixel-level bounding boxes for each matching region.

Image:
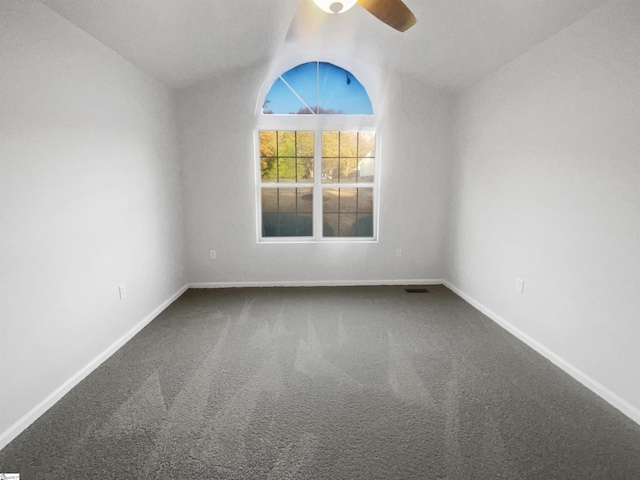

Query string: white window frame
[255,114,380,244]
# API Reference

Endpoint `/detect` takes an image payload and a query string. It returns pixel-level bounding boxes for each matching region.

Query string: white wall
[4,0,638,452]
[0,0,186,446]
[177,65,453,286]
[449,0,640,420]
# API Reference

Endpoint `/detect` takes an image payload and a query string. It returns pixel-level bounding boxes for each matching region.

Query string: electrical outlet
[210,250,216,260]
[515,278,524,294]
[396,249,402,257]
[119,284,127,300]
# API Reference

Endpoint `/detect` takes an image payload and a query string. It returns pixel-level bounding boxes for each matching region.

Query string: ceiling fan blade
[357,0,416,32]
[286,0,328,42]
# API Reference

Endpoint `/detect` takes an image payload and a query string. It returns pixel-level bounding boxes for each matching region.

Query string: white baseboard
[0,279,435,451]
[443,281,640,427]
[189,279,444,288]
[6,279,636,452]
[0,284,189,451]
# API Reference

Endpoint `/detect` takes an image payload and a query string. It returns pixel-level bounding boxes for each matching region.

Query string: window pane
[357,157,374,183]
[339,188,357,212]
[321,187,374,238]
[280,62,318,113]
[297,188,313,212]
[278,131,296,156]
[317,62,373,115]
[321,158,338,183]
[278,188,297,212]
[355,214,374,237]
[339,132,358,157]
[358,132,375,157]
[275,213,312,236]
[323,213,338,237]
[297,131,314,156]
[260,131,277,157]
[339,158,358,183]
[357,188,374,212]
[261,157,277,181]
[297,158,314,183]
[264,62,373,115]
[296,213,313,236]
[261,188,277,213]
[262,77,311,115]
[278,158,296,182]
[260,130,314,183]
[278,188,313,213]
[259,129,375,241]
[261,187,313,237]
[339,213,357,236]
[322,131,339,157]
[262,213,279,237]
[323,188,339,212]
[278,213,297,236]
[320,131,376,183]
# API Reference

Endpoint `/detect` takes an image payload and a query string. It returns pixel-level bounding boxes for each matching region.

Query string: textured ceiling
[40,0,608,90]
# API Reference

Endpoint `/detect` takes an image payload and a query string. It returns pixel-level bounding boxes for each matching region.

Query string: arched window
[263,62,373,115]
[256,62,378,242]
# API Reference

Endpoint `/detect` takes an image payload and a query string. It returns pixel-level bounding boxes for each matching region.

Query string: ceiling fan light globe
[313,0,358,14]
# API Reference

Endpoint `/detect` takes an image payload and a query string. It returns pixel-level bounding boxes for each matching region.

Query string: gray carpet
[1,285,640,479]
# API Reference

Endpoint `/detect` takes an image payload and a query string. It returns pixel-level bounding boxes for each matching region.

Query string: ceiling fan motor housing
[313,0,358,14]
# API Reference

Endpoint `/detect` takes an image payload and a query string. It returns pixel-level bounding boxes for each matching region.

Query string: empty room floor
[1,285,639,479]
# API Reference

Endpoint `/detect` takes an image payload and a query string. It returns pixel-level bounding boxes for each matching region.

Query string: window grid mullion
[314,128,323,240]
[276,186,280,236]
[258,128,376,242]
[355,187,359,236]
[337,186,342,236]
[355,134,359,183]
[275,131,279,182]
[295,131,298,183]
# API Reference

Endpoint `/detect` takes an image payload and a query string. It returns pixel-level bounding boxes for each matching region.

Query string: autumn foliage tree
[260,131,314,181]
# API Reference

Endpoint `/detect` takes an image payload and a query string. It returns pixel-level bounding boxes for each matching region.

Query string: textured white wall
[0,1,186,444]
[449,0,640,418]
[178,67,453,285]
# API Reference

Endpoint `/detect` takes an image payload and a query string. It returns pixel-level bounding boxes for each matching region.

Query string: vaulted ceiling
[40,0,608,90]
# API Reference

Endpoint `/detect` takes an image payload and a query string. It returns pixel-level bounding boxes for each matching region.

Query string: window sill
[258,238,378,245]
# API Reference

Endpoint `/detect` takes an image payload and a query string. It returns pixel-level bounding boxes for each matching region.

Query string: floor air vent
[405,288,429,293]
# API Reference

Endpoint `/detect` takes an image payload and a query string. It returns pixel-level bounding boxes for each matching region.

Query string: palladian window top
[263,62,373,115]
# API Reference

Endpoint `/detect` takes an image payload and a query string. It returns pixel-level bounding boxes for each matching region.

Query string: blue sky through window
[263,62,373,115]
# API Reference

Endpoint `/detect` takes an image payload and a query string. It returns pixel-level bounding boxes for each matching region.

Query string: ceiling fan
[286,0,416,42]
